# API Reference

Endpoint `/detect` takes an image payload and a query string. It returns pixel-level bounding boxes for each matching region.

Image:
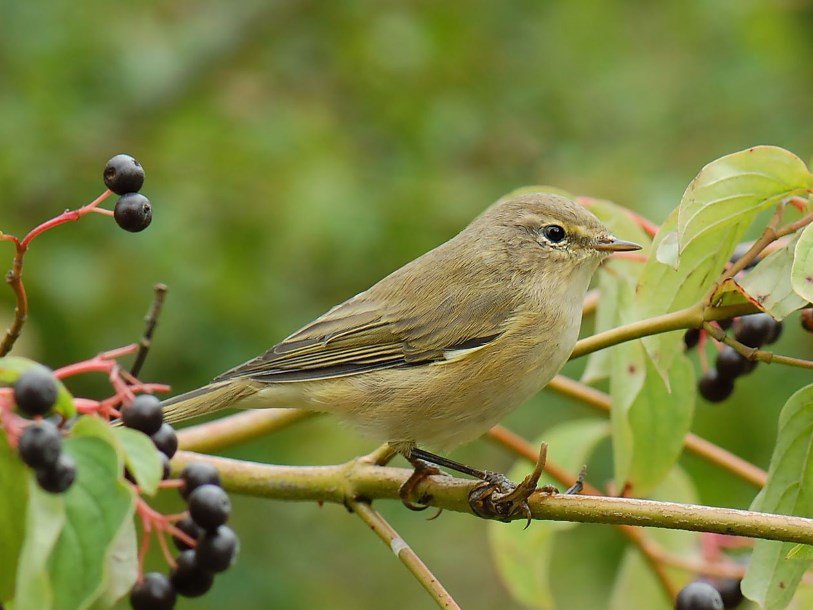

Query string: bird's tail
[161,380,258,425]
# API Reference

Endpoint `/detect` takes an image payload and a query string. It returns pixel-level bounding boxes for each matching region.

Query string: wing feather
[214,231,520,384]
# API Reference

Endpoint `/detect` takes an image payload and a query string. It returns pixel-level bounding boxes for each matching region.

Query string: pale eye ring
[541,224,566,243]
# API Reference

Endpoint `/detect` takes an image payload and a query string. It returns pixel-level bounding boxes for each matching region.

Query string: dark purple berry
[151,423,178,459]
[733,313,774,348]
[188,484,231,530]
[130,572,176,610]
[180,462,221,500]
[172,516,202,551]
[676,581,724,610]
[36,453,76,494]
[122,394,163,435]
[13,366,58,416]
[702,578,743,609]
[717,318,733,331]
[104,154,145,195]
[765,320,783,345]
[684,329,700,349]
[170,550,214,598]
[698,369,734,403]
[196,525,238,573]
[714,347,749,380]
[114,193,152,233]
[160,453,171,480]
[18,421,61,469]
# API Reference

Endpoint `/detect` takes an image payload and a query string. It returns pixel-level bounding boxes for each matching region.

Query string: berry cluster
[104,154,152,232]
[686,313,783,403]
[14,367,75,493]
[128,456,239,609]
[676,578,743,609]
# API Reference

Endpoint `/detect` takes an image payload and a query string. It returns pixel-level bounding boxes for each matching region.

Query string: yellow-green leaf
[791,222,813,303]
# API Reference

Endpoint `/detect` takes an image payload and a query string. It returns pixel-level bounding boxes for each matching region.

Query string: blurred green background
[2,1,813,608]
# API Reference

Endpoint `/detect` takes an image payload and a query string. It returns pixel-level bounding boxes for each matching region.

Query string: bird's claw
[399,459,442,511]
[468,443,557,526]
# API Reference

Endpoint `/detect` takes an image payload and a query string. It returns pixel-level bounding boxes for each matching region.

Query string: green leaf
[48,435,135,610]
[678,146,811,254]
[786,544,813,561]
[88,519,138,610]
[489,419,611,608]
[791,222,813,303]
[113,427,162,496]
[742,384,813,610]
[14,480,66,610]
[0,435,29,602]
[611,345,695,495]
[726,235,807,320]
[0,357,76,418]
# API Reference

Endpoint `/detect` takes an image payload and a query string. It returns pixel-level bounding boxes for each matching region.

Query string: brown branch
[349,499,462,610]
[703,322,813,372]
[131,283,169,377]
[169,451,813,546]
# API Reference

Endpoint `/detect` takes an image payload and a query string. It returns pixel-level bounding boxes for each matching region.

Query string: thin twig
[569,302,758,360]
[130,283,168,377]
[349,499,462,610]
[169,451,813,546]
[703,323,813,372]
[546,375,768,488]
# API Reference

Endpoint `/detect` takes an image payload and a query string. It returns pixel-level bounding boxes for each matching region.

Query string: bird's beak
[593,236,643,252]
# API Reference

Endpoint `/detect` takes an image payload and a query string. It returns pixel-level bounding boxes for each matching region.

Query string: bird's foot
[399,458,442,511]
[468,443,559,525]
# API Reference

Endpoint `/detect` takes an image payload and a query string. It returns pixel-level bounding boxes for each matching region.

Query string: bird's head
[475,193,641,275]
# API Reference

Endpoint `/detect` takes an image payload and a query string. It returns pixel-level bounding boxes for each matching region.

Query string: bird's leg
[468,443,562,524]
[399,453,444,512]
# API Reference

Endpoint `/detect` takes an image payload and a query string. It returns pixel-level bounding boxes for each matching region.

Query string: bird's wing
[214,254,517,383]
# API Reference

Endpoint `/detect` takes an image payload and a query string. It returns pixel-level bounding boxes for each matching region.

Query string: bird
[162,192,640,513]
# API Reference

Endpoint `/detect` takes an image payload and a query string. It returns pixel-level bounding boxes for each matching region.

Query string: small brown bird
[163,192,639,509]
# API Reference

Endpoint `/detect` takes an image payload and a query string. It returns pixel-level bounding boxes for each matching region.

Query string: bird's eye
[541,224,566,243]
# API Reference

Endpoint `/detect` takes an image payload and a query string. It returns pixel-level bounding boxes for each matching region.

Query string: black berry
[676,581,724,610]
[36,453,76,494]
[684,328,700,349]
[196,525,238,573]
[122,394,163,435]
[160,453,171,480]
[170,550,214,598]
[702,578,743,608]
[104,154,145,195]
[714,347,749,381]
[698,369,734,403]
[13,366,58,417]
[151,423,178,459]
[180,462,221,500]
[18,421,62,469]
[172,515,202,551]
[114,193,152,233]
[130,572,176,610]
[733,313,774,348]
[188,484,231,530]
[765,320,783,345]
[717,318,733,331]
